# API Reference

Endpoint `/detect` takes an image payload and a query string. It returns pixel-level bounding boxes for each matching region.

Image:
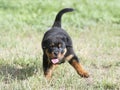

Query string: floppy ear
[62,37,73,47]
[42,41,46,49]
[42,39,50,49]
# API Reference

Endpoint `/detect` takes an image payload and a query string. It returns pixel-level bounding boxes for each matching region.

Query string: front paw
[79,71,89,78]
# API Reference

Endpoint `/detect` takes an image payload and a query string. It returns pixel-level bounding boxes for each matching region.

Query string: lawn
[0,0,120,90]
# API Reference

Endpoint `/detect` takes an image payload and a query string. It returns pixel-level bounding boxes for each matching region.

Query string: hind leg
[67,55,89,78]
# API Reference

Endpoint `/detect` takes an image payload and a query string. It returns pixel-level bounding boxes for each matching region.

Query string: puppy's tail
[52,8,74,28]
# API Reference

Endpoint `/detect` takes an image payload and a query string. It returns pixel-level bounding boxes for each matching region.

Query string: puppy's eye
[58,44,62,48]
[50,43,55,48]
[50,45,55,48]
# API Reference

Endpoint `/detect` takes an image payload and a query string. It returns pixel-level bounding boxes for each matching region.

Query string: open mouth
[51,58,59,64]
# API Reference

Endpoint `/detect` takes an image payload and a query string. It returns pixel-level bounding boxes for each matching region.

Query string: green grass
[0,0,120,90]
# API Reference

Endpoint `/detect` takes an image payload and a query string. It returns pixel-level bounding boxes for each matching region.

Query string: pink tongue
[51,59,59,64]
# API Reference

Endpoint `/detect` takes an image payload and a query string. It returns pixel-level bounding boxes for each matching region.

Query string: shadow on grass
[0,64,38,82]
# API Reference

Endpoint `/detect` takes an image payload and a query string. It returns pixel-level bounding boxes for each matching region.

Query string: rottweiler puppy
[41,8,89,79]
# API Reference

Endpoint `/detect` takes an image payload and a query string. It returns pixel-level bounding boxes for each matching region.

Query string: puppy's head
[42,37,67,64]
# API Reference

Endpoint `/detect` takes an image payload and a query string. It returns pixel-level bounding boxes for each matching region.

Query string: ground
[0,0,120,90]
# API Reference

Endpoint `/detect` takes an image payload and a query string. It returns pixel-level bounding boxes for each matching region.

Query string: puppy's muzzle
[54,51,59,57]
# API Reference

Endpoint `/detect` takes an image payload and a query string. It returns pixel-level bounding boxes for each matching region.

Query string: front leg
[68,55,89,78]
[43,54,56,80]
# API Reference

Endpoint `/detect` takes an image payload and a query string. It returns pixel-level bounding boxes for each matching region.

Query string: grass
[0,0,120,90]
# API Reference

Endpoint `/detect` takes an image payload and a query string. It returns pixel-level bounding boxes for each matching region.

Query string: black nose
[54,52,59,56]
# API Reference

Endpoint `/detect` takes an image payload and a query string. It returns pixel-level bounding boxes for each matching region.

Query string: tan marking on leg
[70,60,89,78]
[65,54,74,61]
[45,65,57,80]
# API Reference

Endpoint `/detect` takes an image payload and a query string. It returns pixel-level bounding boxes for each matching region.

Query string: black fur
[41,8,89,79]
